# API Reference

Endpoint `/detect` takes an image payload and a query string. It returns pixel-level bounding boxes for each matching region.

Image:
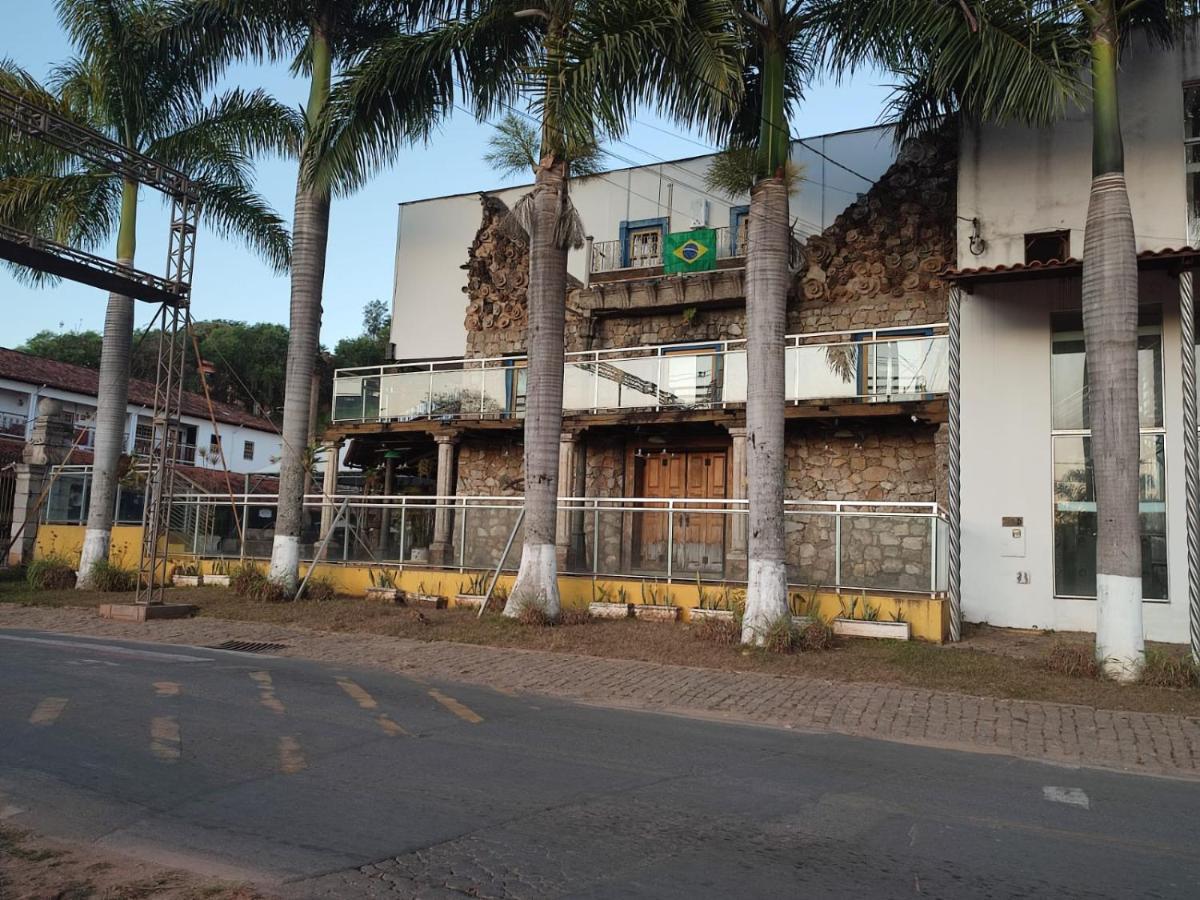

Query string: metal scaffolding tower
[0,87,199,605]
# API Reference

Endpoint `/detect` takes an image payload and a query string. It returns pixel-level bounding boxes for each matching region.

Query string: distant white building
[0,346,282,475]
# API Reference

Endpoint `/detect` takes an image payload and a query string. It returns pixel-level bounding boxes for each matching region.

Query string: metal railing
[333,325,949,424]
[589,225,746,275]
[125,491,948,596]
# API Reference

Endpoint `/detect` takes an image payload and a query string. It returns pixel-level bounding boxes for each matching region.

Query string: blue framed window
[729,205,750,255]
[619,217,669,268]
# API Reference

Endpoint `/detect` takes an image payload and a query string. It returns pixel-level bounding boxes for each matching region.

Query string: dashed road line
[278,736,306,774]
[250,671,285,714]
[376,714,409,737]
[429,688,483,724]
[1043,786,1090,809]
[29,697,68,727]
[150,716,181,762]
[336,677,378,709]
[154,681,180,697]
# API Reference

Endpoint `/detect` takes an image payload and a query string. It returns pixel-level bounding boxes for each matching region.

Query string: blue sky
[2,5,895,350]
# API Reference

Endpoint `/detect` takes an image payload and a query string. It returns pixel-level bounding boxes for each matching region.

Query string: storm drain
[207,640,288,654]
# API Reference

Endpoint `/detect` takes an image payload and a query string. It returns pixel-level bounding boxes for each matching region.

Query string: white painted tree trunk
[77,280,134,588]
[504,164,567,620]
[741,178,790,644]
[1083,173,1143,681]
[269,177,331,593]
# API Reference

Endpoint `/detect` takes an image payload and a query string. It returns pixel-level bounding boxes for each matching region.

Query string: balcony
[588,225,745,278]
[0,411,25,439]
[331,325,949,426]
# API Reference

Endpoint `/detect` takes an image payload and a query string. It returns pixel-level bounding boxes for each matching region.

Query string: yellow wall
[35,524,947,641]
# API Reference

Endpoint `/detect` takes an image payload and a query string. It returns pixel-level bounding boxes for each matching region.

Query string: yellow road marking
[429,689,483,724]
[250,671,285,714]
[336,678,378,710]
[376,714,409,737]
[154,681,180,697]
[29,697,68,727]
[150,716,181,762]
[278,736,306,774]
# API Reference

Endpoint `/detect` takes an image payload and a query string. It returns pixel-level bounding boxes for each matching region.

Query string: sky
[2,4,896,350]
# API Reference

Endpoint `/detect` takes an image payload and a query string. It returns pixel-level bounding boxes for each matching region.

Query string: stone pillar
[725,426,748,578]
[430,433,459,565]
[318,441,341,558]
[7,399,75,567]
[555,432,586,569]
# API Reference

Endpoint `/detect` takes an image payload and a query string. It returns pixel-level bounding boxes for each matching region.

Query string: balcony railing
[333,325,949,424]
[0,411,26,438]
[589,225,746,275]
[144,491,947,596]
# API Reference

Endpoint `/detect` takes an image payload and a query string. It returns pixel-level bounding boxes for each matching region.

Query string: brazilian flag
[663,228,717,275]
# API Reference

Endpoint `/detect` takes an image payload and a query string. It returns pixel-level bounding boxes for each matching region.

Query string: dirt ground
[3,576,1200,718]
[0,825,267,900]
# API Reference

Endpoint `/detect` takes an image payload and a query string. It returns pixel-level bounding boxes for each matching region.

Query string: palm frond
[187,176,292,274]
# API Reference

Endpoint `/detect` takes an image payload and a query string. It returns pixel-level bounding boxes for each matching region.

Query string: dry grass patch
[1043,641,1101,679]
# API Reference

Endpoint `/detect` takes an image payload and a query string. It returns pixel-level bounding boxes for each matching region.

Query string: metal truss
[0,86,199,606]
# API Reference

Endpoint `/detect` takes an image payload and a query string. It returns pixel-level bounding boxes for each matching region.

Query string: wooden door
[635,450,726,575]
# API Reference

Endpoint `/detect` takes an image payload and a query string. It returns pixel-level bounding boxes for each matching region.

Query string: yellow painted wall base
[34,524,947,642]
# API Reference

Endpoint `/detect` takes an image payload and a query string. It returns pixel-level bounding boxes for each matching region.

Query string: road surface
[1,627,1198,898]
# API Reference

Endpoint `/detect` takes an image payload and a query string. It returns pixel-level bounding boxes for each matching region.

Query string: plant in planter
[634,581,679,622]
[365,567,403,604]
[588,578,632,620]
[832,590,911,641]
[206,558,232,587]
[409,580,446,610]
[689,575,739,623]
[455,572,497,611]
[172,560,203,588]
[406,511,433,564]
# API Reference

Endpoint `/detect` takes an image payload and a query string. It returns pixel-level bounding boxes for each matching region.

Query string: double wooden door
[637,450,727,575]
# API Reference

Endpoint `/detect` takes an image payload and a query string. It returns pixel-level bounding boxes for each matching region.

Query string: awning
[943,246,1200,287]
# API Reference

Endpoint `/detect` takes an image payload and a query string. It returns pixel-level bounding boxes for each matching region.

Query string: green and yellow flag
[663,228,717,275]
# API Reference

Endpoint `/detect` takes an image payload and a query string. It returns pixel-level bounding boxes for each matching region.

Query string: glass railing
[332,326,949,424]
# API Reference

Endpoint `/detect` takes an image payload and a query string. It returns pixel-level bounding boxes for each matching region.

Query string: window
[619,217,668,268]
[1186,85,1200,243]
[243,440,255,461]
[209,434,222,459]
[1050,312,1167,600]
[729,205,750,256]
[1024,230,1070,265]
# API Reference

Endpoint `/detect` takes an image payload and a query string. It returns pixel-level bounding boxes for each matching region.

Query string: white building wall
[391,126,896,361]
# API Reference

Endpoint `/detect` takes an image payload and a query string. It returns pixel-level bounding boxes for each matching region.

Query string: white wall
[957,27,1198,267]
[391,126,896,361]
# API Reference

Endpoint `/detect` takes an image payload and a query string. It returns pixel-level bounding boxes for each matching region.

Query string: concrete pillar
[555,432,586,569]
[430,433,459,565]
[318,442,341,557]
[7,399,75,567]
[725,426,748,578]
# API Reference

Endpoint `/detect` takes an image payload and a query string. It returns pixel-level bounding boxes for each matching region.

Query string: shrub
[303,577,338,603]
[694,615,740,645]
[798,619,836,652]
[559,607,591,627]
[1043,641,1100,679]
[1140,649,1200,689]
[762,615,801,654]
[516,603,555,627]
[229,563,291,603]
[173,561,201,577]
[90,559,137,593]
[26,554,76,590]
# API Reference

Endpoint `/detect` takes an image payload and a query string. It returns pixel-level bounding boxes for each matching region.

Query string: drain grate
[207,640,287,654]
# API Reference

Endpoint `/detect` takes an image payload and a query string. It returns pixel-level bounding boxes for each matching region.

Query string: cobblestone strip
[3,605,1199,778]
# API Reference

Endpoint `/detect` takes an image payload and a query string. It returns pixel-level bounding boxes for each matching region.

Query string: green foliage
[369,568,398,589]
[763,614,802,654]
[90,559,137,593]
[460,572,490,596]
[229,563,289,602]
[332,301,392,371]
[193,320,291,416]
[19,329,102,369]
[483,112,604,180]
[1140,649,1200,689]
[26,554,76,590]
[173,560,201,577]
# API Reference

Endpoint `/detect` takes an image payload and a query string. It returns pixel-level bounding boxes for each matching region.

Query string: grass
[4,578,1200,718]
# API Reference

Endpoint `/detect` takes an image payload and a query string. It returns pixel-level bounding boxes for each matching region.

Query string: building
[0,346,282,475]
[328,122,953,610]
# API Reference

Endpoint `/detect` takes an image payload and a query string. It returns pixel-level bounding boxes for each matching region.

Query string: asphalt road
[1,628,1199,899]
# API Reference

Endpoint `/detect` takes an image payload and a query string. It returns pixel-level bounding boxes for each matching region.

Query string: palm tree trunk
[77,177,137,588]
[269,27,332,592]
[741,176,790,643]
[741,36,791,644]
[1084,6,1143,680]
[503,161,567,620]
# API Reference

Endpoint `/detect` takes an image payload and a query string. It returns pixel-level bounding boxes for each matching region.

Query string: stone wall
[455,438,524,496]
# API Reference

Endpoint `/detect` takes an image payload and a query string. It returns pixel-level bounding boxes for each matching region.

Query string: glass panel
[1186,85,1200,139]
[1053,434,1167,600]
[789,343,859,401]
[722,350,747,403]
[892,337,949,396]
[670,504,726,576]
[1052,329,1162,429]
[593,355,660,409]
[662,350,723,408]
[45,473,88,523]
[840,514,934,593]
[429,368,473,416]
[453,503,523,570]
[784,511,838,587]
[583,507,631,577]
[480,366,520,418]
[379,370,433,420]
[563,361,597,411]
[1189,144,1200,244]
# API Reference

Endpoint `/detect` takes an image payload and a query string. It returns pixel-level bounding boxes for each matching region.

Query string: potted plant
[455,572,496,611]
[832,592,911,640]
[206,558,231,587]
[407,511,433,564]
[633,581,679,622]
[588,580,632,620]
[409,580,446,610]
[691,579,742,623]
[365,568,403,604]
[788,586,820,629]
[172,561,202,587]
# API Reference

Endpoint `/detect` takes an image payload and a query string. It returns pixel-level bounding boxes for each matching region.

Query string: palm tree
[0,0,292,589]
[331,0,739,619]
[831,1,1196,677]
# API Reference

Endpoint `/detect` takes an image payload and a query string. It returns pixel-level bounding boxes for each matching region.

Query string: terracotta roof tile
[945,246,1200,283]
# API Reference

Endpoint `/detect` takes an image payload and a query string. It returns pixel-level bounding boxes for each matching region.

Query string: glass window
[243,440,255,461]
[1053,434,1168,600]
[1051,323,1163,429]
[1185,85,1200,242]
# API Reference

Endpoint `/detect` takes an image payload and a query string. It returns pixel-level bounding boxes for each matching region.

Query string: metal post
[666,498,674,583]
[947,285,963,641]
[459,498,467,569]
[296,498,349,601]
[929,512,938,596]
[592,504,600,573]
[240,473,249,560]
[584,236,594,289]
[478,507,525,619]
[1181,270,1200,662]
[398,500,407,563]
[834,506,842,592]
